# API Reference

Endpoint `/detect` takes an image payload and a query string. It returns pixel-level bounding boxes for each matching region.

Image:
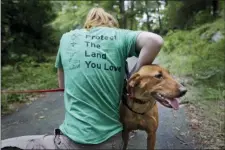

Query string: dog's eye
[154,73,163,79]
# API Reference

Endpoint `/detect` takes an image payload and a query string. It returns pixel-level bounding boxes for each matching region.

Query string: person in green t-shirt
[1,7,163,149]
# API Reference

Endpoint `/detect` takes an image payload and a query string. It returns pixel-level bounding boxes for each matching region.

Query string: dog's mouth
[152,93,180,110]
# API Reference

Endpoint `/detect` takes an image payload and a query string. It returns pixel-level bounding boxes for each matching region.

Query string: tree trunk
[164,0,168,6]
[119,0,126,28]
[145,0,151,31]
[156,0,162,30]
[130,19,133,30]
[212,0,219,17]
[130,0,134,30]
[146,13,151,31]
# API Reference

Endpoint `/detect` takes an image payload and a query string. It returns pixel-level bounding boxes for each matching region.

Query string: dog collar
[127,94,149,104]
[122,97,146,115]
[122,93,156,115]
[122,75,155,115]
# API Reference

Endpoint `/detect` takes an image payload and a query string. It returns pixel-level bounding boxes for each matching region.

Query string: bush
[1,56,58,114]
[158,18,225,101]
[1,0,58,66]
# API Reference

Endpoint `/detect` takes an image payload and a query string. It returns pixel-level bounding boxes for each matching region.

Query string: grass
[158,18,225,101]
[157,18,225,149]
[1,55,58,115]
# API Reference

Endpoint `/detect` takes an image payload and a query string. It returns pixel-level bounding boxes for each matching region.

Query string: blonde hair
[84,8,119,29]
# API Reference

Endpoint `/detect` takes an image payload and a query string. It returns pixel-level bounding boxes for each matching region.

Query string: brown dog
[120,64,187,150]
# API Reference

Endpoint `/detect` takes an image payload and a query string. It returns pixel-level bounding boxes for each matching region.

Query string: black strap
[124,61,129,79]
[133,97,149,104]
[122,61,147,115]
[54,128,62,135]
[122,93,146,115]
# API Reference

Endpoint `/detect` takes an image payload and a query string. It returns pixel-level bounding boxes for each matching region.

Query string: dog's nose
[179,86,187,97]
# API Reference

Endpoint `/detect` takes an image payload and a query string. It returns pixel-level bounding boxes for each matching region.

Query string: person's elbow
[136,32,164,52]
[151,34,164,49]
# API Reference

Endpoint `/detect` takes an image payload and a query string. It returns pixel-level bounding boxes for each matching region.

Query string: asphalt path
[1,57,195,149]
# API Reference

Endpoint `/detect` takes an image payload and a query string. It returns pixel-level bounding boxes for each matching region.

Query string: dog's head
[127,65,187,110]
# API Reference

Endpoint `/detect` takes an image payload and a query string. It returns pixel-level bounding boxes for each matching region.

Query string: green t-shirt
[55,27,141,144]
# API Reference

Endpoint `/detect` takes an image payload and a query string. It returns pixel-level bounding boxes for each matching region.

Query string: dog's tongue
[168,98,179,110]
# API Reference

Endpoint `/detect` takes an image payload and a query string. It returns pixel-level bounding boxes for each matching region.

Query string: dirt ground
[185,100,225,149]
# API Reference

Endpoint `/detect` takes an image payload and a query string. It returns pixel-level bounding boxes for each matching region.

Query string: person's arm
[55,34,65,89]
[130,32,163,75]
[57,68,64,88]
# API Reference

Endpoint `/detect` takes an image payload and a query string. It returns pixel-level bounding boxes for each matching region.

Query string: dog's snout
[178,86,187,97]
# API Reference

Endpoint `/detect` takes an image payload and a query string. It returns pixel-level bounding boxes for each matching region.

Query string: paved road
[1,57,195,149]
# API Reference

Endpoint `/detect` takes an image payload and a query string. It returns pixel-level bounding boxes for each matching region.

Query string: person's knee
[1,137,23,150]
[1,135,51,149]
[1,146,23,150]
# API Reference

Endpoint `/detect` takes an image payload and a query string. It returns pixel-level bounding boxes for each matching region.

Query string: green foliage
[1,0,57,65]
[158,18,225,101]
[2,0,224,115]
[50,0,222,34]
[161,1,184,29]
[51,1,119,34]
[2,0,222,66]
[162,0,220,30]
[193,10,214,26]
[1,56,58,114]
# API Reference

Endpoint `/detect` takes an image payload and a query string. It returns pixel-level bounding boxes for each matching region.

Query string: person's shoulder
[106,27,140,34]
[94,27,139,35]
[60,31,70,41]
[62,29,85,37]
[94,26,120,32]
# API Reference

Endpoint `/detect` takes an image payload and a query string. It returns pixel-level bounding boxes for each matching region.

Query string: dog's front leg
[147,132,156,150]
[122,129,129,150]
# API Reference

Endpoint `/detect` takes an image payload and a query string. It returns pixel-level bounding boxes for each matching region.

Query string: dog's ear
[127,73,141,88]
[139,79,149,89]
[128,73,149,90]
